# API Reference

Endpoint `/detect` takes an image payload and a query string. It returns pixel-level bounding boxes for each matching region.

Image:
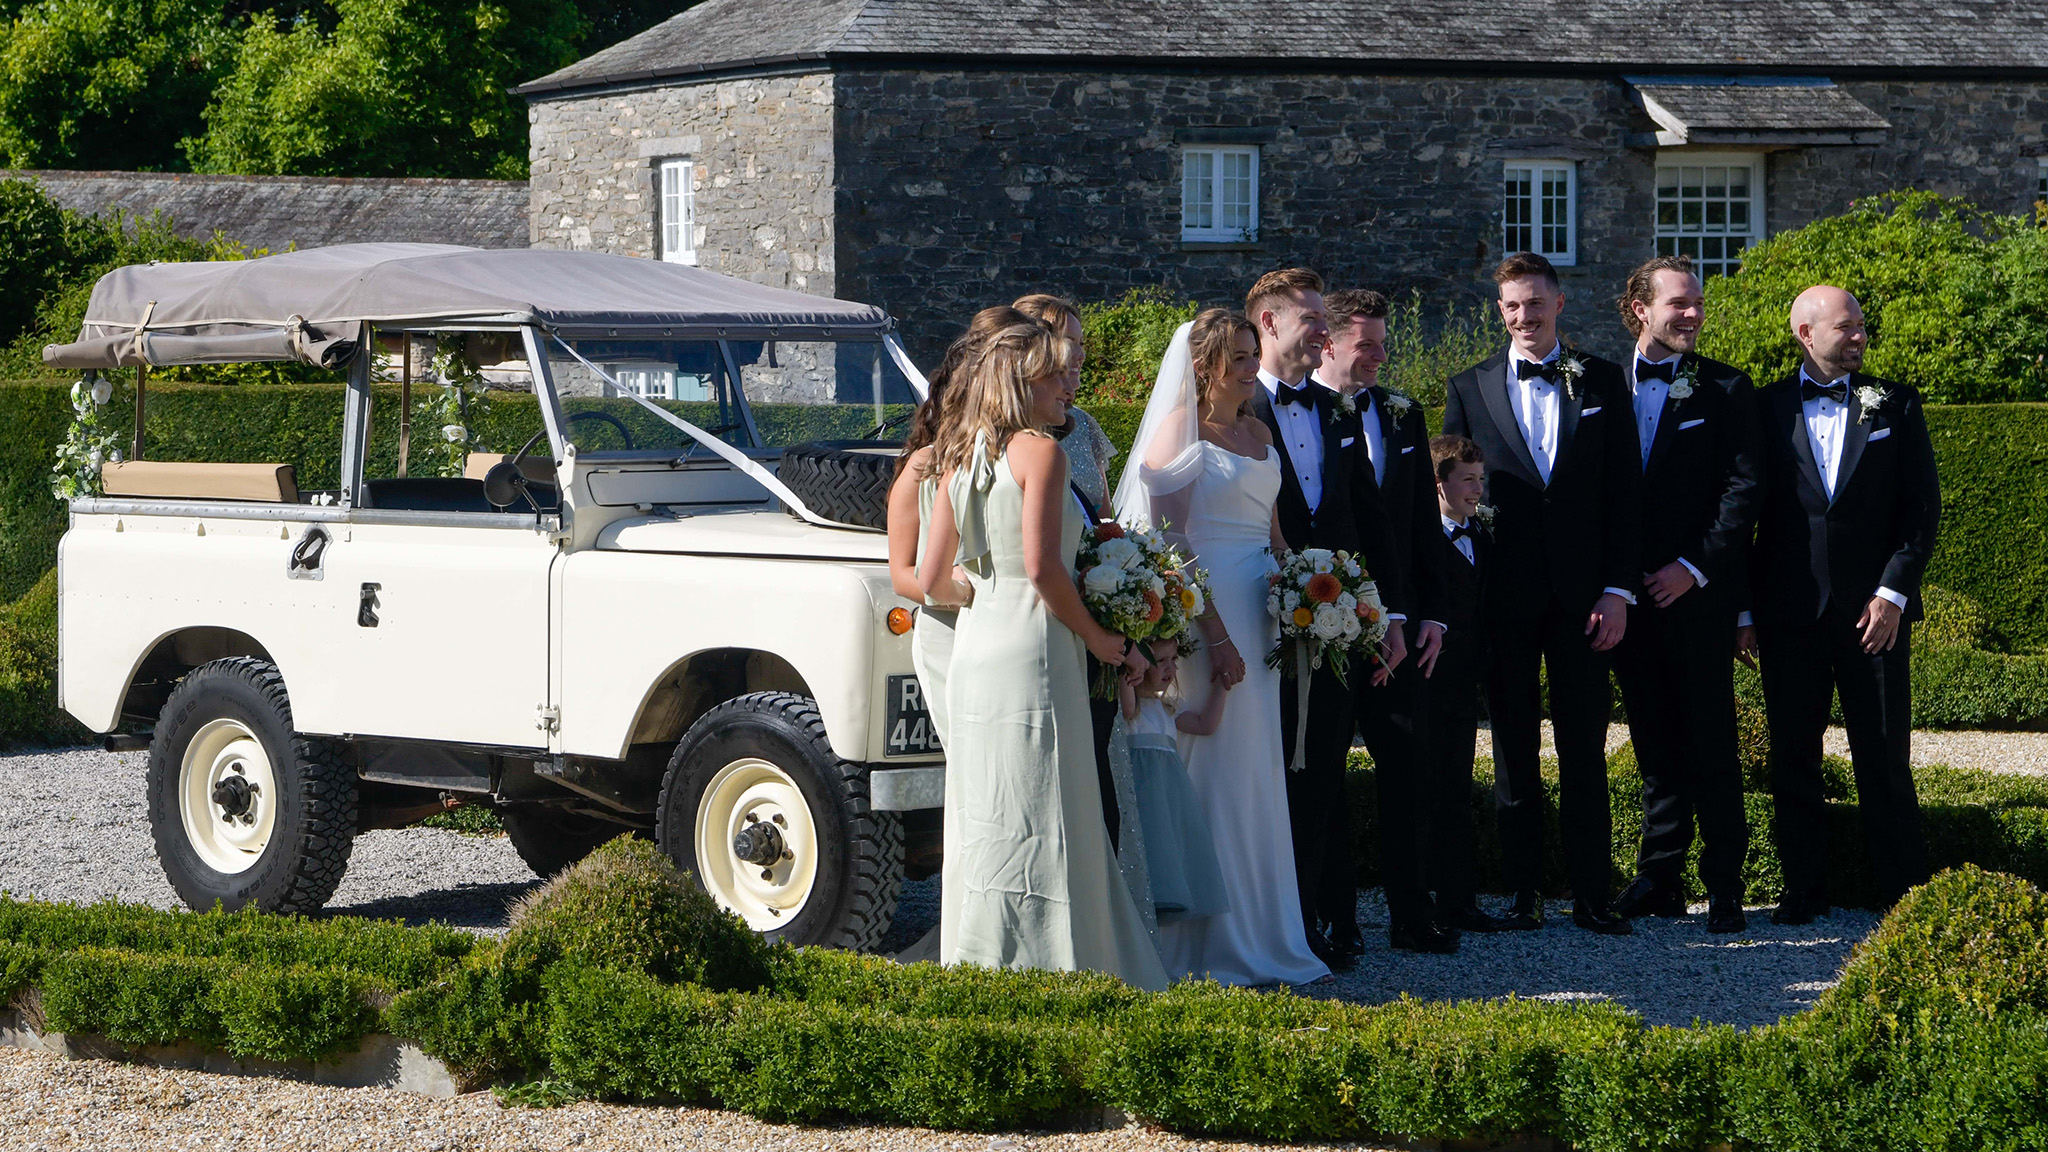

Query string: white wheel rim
[179,718,279,875]
[694,757,818,931]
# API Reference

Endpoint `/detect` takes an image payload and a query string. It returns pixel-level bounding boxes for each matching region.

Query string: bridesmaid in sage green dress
[921,323,1167,991]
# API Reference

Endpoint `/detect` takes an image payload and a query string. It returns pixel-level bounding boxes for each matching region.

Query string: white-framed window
[1654,152,1765,279]
[1502,160,1577,265]
[1180,146,1259,242]
[659,158,696,265]
[605,359,712,402]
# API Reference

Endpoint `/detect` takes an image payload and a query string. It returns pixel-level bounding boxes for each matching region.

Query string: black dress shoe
[1440,902,1508,933]
[1499,891,1544,931]
[1389,920,1461,954]
[1707,895,1748,934]
[1612,875,1687,919]
[1771,899,1828,926]
[1572,903,1635,935]
[1327,921,1368,959]
[1305,925,1356,971]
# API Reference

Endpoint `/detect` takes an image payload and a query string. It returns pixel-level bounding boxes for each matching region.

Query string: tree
[184,0,583,178]
[0,0,239,170]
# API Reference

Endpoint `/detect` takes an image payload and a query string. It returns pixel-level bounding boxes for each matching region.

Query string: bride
[1115,309,1331,987]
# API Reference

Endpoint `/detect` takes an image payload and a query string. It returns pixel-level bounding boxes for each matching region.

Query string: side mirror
[482,460,528,510]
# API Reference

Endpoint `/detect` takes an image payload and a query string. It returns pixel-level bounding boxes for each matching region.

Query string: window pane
[1183,150,1215,232]
[1220,150,1253,233]
[1654,157,1759,277]
[1503,167,1533,251]
[678,161,695,258]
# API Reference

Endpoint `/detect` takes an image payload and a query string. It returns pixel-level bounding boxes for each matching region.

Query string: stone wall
[527,72,838,296]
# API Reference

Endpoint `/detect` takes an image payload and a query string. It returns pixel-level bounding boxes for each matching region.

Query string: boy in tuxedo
[1741,285,1940,922]
[1441,252,1642,935]
[1412,435,1504,931]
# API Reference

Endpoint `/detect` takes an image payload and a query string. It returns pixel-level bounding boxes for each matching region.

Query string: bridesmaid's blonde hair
[930,322,1074,477]
[1190,308,1258,419]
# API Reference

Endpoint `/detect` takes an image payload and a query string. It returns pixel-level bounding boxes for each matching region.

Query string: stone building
[4,170,529,252]
[518,0,2048,359]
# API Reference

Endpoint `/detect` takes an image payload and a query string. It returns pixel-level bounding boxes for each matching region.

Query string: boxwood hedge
[4,854,2043,1151]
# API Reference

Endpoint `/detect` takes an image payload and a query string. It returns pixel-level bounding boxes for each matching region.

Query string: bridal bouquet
[1077,521,1211,697]
[1265,547,1389,769]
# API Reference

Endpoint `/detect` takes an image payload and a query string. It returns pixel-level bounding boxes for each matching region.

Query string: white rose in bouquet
[1342,613,1361,640]
[1267,592,1281,617]
[1283,590,1301,612]
[1343,557,1361,579]
[1336,591,1357,614]
[1083,564,1125,598]
[1097,538,1142,570]
[1311,603,1347,640]
[1147,572,1167,598]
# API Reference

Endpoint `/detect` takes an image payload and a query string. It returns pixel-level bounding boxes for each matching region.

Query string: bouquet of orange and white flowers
[1077,521,1211,697]
[1265,547,1389,769]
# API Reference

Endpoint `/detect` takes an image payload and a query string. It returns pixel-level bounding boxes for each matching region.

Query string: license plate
[885,674,942,756]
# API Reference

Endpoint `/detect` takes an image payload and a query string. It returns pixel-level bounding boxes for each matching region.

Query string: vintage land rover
[49,243,945,950]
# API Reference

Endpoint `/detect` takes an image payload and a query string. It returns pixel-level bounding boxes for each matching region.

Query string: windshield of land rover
[545,337,921,457]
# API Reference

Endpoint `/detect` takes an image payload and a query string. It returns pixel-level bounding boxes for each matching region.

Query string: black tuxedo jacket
[1419,518,1486,639]
[1336,382,1435,624]
[1749,372,1941,626]
[1635,353,1764,611]
[1441,348,1643,621]
[1253,381,1406,616]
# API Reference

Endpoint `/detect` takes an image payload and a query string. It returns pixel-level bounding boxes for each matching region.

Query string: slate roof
[1629,77,1892,143]
[522,0,2048,96]
[2,170,529,251]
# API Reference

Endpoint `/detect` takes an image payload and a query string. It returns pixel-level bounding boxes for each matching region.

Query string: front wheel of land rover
[656,692,902,950]
[147,657,358,914]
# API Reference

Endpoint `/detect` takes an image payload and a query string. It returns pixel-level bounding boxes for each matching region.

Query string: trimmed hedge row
[4,852,2045,1150]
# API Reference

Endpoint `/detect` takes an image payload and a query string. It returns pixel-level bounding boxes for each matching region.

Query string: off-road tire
[147,657,358,914]
[656,691,903,950]
[777,442,897,529]
[501,807,632,879]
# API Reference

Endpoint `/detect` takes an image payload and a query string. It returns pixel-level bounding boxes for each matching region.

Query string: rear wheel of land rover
[656,692,902,950]
[146,657,359,914]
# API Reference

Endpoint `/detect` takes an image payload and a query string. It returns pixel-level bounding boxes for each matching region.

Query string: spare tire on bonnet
[777,442,900,530]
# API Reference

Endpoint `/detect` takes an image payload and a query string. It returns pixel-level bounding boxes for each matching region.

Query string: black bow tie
[1514,359,1559,384]
[1801,377,1848,404]
[1447,521,1476,542]
[1637,358,1677,383]
[1275,380,1317,408]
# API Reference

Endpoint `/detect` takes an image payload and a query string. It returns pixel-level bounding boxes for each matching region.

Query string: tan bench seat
[462,452,556,485]
[101,461,299,503]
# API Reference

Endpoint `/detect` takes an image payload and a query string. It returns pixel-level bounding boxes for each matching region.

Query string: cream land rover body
[51,245,944,951]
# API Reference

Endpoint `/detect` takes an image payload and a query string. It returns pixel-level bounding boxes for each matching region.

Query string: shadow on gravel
[327,881,542,932]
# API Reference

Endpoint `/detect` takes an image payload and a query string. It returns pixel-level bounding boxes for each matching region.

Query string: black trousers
[1085,657,1121,853]
[1485,593,1618,905]
[1757,604,1926,907]
[1355,652,1432,929]
[1416,643,1485,910]
[1613,596,1749,899]
[1281,656,1358,934]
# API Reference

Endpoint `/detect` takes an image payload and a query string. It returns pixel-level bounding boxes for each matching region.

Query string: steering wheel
[861,408,916,441]
[568,409,636,450]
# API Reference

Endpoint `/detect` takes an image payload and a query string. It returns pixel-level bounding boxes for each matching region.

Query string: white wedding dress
[1145,440,1330,987]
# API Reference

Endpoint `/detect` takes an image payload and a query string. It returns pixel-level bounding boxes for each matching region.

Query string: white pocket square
[1868,427,1891,442]
[1400,444,1416,454]
[1679,418,1707,430]
[1580,406,1601,416]
[1340,436,1356,447]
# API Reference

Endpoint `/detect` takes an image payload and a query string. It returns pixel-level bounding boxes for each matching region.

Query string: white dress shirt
[1261,367,1323,510]
[1442,512,1476,566]
[1795,367,1907,613]
[1504,344,1561,484]
[1631,351,1708,590]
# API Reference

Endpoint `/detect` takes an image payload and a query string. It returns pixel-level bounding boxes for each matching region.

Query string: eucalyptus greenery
[48,375,120,501]
[411,339,493,478]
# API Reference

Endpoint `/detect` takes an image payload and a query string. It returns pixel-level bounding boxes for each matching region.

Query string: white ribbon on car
[545,332,878,533]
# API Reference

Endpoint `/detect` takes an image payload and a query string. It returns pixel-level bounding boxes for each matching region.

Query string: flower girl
[1117,639,1230,923]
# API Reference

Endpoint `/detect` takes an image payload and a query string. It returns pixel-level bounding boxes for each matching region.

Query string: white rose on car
[1311,603,1347,640]
[1083,564,1125,599]
[441,424,468,443]
[1096,537,1142,571]
[90,378,112,406]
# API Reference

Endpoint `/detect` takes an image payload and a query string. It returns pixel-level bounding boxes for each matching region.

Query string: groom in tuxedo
[1608,255,1763,935]
[1246,267,1405,967]
[1742,285,1939,922]
[1442,252,1642,935]
[1313,288,1463,953]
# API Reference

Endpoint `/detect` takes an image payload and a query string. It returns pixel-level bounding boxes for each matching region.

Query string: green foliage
[0,568,81,746]
[0,0,239,171]
[1826,865,2048,1026]
[1921,402,2048,652]
[420,802,504,834]
[1076,288,1199,406]
[502,836,772,992]
[410,339,494,476]
[0,181,120,345]
[185,0,584,179]
[383,945,548,1083]
[1700,191,2048,403]
[1380,289,1506,409]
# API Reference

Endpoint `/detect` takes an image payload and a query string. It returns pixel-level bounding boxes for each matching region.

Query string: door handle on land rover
[287,525,330,580]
